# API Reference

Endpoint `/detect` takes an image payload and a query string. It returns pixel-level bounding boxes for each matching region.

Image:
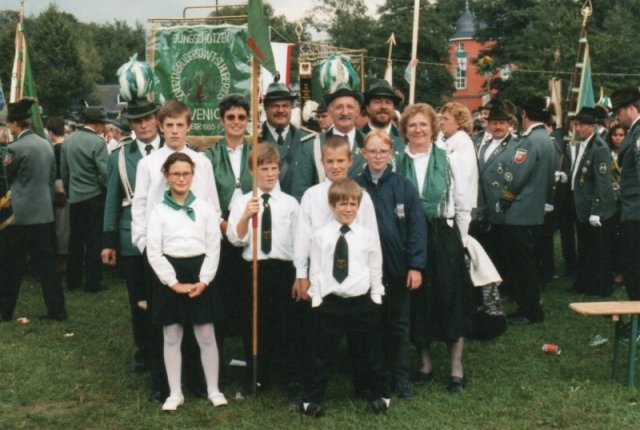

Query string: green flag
[247,0,276,74]
[10,22,45,137]
[576,43,595,110]
[0,78,7,125]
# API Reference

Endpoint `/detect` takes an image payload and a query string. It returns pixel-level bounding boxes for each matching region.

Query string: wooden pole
[250,56,260,396]
[409,0,420,104]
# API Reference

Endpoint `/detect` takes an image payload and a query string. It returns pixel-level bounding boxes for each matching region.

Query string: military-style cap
[364,79,402,105]
[487,105,511,121]
[83,106,109,123]
[122,99,159,120]
[109,117,131,132]
[263,82,296,106]
[574,106,598,125]
[7,98,35,122]
[611,87,640,111]
[324,82,364,107]
[314,102,328,114]
[521,96,551,122]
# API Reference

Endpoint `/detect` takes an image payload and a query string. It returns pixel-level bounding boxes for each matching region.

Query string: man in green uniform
[101,99,161,373]
[498,96,555,325]
[1,99,66,322]
[61,106,109,292]
[567,107,616,297]
[360,79,405,155]
[291,83,367,197]
[260,82,315,200]
[611,87,640,300]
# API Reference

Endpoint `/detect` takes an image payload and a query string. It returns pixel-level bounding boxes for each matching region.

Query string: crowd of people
[1,77,639,417]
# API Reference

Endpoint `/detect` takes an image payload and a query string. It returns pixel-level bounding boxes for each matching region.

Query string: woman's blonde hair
[440,102,473,134]
[399,103,439,141]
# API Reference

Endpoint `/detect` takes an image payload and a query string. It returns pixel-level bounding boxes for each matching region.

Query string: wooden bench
[569,301,640,388]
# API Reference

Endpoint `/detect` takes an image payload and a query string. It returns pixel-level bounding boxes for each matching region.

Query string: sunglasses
[224,114,248,121]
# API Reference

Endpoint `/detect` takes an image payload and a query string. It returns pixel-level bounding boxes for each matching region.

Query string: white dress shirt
[308,219,384,307]
[293,180,380,278]
[404,146,431,195]
[571,135,591,191]
[331,128,357,151]
[136,135,161,156]
[226,143,245,204]
[146,198,221,287]
[131,145,221,252]
[266,123,290,141]
[226,184,299,262]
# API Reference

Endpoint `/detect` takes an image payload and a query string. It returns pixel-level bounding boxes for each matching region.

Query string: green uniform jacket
[102,138,158,256]
[572,134,616,223]
[60,127,108,203]
[499,125,555,226]
[203,138,253,218]
[260,122,314,198]
[477,134,517,225]
[4,130,55,225]
[618,119,640,221]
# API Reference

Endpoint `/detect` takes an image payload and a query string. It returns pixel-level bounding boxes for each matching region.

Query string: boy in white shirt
[298,178,389,417]
[227,144,299,394]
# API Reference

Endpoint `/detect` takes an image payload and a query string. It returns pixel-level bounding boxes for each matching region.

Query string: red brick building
[448,2,494,112]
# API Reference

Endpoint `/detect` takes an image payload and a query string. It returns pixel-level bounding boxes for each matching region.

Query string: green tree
[27,5,92,116]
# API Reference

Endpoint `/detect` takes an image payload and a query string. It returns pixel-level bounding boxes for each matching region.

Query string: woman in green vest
[203,94,253,390]
[396,103,474,394]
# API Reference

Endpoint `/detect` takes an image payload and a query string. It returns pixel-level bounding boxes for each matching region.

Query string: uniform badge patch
[497,163,504,174]
[514,148,527,164]
[599,162,607,174]
[504,172,513,182]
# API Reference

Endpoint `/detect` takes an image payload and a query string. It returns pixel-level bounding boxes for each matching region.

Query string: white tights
[163,323,221,397]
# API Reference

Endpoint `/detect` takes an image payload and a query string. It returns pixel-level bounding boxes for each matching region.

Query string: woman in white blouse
[397,103,475,394]
[146,152,227,411]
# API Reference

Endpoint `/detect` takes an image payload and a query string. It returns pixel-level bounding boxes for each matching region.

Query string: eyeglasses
[365,149,391,157]
[224,114,248,121]
[169,172,193,179]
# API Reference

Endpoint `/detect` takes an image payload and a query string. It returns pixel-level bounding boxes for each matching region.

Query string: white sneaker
[162,395,184,411]
[209,392,228,407]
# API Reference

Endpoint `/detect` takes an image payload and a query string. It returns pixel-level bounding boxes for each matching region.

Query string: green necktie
[261,193,271,254]
[275,127,284,145]
[333,225,350,283]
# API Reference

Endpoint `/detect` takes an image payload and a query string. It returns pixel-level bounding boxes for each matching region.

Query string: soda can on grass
[542,343,561,355]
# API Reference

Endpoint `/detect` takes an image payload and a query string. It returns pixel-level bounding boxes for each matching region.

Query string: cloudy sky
[13,0,384,26]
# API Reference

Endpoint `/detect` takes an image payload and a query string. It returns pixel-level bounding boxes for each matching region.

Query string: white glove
[496,202,502,213]
[544,203,554,213]
[589,215,602,227]
[555,171,568,183]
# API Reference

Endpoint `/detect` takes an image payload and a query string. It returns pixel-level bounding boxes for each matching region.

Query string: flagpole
[250,55,260,397]
[384,33,396,86]
[409,0,420,104]
[10,0,26,102]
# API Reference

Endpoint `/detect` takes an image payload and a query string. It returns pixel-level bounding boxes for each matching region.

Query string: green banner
[150,25,252,137]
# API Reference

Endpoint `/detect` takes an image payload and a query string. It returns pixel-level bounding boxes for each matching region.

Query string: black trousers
[122,255,153,363]
[382,276,411,388]
[68,194,104,291]
[302,294,389,404]
[503,225,544,322]
[621,220,640,300]
[535,211,556,283]
[0,223,66,319]
[241,259,297,387]
[558,194,577,276]
[575,220,612,297]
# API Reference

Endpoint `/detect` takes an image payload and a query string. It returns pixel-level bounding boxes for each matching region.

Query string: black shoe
[369,397,389,414]
[395,383,414,399]
[0,315,12,323]
[412,371,433,386]
[130,357,147,373]
[508,315,536,326]
[299,401,323,418]
[447,376,465,393]
[149,390,165,403]
[38,312,67,321]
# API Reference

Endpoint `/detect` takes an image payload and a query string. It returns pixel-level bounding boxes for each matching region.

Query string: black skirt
[152,255,217,326]
[411,218,474,345]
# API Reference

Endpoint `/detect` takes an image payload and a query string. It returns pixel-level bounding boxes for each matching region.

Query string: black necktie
[261,194,271,254]
[145,144,153,155]
[275,127,284,146]
[333,225,350,283]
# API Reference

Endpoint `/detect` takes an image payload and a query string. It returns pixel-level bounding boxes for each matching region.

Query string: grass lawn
[1,268,639,429]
